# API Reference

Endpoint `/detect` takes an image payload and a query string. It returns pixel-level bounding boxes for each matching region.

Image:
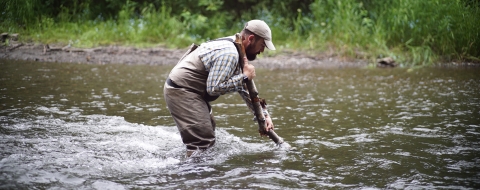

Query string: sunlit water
[1,59,479,189]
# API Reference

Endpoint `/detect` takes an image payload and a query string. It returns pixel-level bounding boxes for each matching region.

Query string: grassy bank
[1,0,479,66]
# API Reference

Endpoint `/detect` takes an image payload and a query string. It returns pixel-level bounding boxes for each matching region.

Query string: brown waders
[163,47,219,157]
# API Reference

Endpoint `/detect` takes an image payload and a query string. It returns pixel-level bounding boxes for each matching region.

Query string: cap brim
[265,40,276,50]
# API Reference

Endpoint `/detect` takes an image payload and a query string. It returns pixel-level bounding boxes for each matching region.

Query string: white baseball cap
[244,20,276,50]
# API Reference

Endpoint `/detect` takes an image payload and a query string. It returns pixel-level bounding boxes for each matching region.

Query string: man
[164,20,276,157]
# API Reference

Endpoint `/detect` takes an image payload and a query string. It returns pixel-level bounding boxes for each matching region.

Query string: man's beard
[246,52,257,61]
[245,43,257,61]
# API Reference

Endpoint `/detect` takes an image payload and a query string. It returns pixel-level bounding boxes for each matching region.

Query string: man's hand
[243,56,256,80]
[259,115,274,137]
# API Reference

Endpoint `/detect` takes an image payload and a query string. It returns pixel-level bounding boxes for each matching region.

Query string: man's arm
[204,50,244,96]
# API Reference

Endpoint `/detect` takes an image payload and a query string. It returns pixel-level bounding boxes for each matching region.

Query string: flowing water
[1,59,479,189]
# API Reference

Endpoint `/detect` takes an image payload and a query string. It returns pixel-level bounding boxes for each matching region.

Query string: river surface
[1,59,479,189]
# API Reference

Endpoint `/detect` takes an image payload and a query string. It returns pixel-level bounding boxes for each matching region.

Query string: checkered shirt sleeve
[198,38,270,117]
[198,40,244,95]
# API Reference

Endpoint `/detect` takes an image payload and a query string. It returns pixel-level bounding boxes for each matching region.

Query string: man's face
[245,37,266,61]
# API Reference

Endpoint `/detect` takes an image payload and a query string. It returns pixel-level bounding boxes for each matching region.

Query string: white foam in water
[0,114,268,188]
[181,128,271,165]
[278,142,292,150]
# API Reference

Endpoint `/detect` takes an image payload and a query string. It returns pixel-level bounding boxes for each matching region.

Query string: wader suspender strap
[179,37,240,67]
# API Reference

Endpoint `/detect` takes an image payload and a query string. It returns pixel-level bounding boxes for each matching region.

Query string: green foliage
[0,0,479,65]
[1,0,39,28]
[23,1,189,48]
[373,0,480,65]
[305,0,480,65]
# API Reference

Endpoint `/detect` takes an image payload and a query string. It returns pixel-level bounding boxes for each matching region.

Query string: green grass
[1,0,479,66]
[18,4,190,48]
[298,0,480,66]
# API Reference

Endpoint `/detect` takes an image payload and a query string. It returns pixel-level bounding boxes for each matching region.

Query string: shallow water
[1,59,479,189]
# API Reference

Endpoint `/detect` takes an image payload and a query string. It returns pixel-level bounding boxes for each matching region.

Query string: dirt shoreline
[1,42,370,69]
[2,38,479,68]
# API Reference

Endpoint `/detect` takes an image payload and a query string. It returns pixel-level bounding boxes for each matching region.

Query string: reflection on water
[1,59,479,189]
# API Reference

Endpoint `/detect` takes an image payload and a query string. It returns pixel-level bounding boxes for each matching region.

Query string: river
[1,59,479,189]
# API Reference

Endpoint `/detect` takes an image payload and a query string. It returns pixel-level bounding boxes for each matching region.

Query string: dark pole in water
[234,34,284,146]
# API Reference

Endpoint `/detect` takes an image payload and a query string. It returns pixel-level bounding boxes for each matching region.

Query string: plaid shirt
[197,35,269,117]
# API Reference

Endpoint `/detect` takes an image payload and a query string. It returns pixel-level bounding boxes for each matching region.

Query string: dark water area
[1,59,479,189]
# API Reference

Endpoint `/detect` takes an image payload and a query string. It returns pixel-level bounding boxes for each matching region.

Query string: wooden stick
[233,34,284,145]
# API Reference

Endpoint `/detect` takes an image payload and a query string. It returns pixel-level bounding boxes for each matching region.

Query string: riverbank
[0,41,370,69]
[2,42,479,69]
